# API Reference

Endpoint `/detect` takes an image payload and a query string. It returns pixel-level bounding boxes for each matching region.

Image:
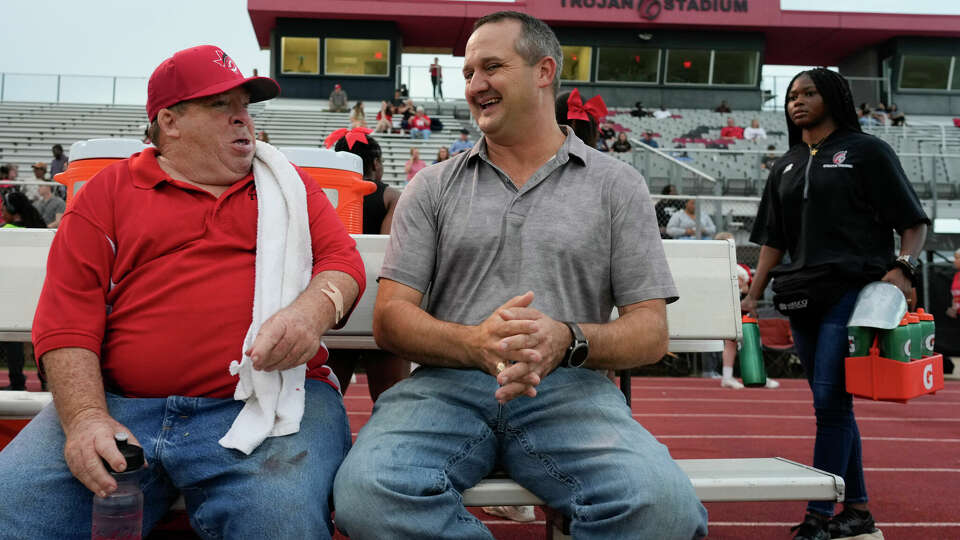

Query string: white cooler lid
[68,138,149,161]
[278,146,362,174]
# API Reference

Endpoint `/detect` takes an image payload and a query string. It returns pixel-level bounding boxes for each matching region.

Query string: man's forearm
[374,298,478,368]
[899,223,928,258]
[580,300,668,370]
[298,270,361,335]
[42,347,109,431]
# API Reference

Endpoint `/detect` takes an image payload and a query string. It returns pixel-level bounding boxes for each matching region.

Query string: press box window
[899,55,951,90]
[712,50,758,86]
[665,49,710,84]
[325,38,390,77]
[281,37,320,75]
[596,47,659,84]
[561,46,592,82]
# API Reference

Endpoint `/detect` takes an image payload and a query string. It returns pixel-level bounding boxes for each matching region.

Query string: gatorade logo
[923,363,934,390]
[903,340,911,357]
[925,334,935,352]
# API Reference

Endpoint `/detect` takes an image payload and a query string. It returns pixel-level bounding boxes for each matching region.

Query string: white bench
[0,229,843,537]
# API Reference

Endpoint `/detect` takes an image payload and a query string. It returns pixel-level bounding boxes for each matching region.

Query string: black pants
[1,342,25,389]
[431,75,443,100]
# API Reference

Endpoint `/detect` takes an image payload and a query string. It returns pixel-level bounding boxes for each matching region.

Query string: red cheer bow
[324,126,373,149]
[566,88,608,122]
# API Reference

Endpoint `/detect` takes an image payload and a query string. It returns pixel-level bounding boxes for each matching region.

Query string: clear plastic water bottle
[91,432,144,540]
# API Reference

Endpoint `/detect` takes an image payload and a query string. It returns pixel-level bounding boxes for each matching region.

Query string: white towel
[219,141,316,455]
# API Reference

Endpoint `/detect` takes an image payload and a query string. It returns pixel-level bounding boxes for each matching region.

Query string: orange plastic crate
[845,352,943,403]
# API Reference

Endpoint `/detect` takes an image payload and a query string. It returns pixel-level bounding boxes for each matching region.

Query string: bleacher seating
[0,100,473,192]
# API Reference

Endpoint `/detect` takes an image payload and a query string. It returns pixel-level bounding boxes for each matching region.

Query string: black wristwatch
[891,254,919,286]
[562,322,589,368]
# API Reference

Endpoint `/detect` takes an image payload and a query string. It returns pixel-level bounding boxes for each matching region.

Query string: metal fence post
[112,77,117,105]
[1,73,4,102]
[56,74,61,103]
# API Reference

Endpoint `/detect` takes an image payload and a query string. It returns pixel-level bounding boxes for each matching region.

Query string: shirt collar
[129,147,254,192]
[467,125,587,166]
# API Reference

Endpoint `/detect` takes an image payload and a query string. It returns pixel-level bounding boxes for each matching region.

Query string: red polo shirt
[32,148,365,398]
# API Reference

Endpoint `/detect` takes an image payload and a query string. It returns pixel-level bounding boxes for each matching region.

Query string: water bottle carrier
[845,339,944,403]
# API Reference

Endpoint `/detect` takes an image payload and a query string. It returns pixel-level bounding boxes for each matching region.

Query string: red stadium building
[247,0,960,113]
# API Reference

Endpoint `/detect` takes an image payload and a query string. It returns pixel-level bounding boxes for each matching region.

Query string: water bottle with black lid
[91,432,144,540]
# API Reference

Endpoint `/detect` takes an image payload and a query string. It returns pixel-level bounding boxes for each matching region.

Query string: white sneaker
[721,377,744,389]
[482,505,536,522]
[765,378,780,389]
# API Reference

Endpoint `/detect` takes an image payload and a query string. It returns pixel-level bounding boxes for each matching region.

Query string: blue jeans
[0,379,350,540]
[410,128,431,140]
[789,288,867,516]
[333,367,708,539]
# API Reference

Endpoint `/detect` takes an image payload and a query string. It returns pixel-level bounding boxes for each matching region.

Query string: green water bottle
[907,313,922,361]
[916,308,935,357]
[879,315,912,363]
[847,325,875,357]
[739,315,767,387]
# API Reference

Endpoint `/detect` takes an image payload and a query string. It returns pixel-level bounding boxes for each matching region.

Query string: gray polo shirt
[381,127,677,326]
[35,195,65,226]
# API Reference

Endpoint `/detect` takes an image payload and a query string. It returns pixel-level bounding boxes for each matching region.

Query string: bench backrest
[0,229,741,347]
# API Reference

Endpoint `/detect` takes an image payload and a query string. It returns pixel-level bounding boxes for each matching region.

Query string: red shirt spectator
[33,148,366,398]
[720,118,744,139]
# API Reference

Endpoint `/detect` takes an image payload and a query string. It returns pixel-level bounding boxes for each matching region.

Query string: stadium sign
[559,0,749,20]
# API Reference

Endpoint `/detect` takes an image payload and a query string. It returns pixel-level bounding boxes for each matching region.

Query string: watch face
[569,343,589,367]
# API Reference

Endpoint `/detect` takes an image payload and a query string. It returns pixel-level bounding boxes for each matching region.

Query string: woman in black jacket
[742,68,928,540]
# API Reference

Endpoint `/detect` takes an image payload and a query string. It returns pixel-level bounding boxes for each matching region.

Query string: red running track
[5,373,957,539]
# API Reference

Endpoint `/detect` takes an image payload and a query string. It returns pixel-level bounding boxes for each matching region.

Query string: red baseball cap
[147,45,280,121]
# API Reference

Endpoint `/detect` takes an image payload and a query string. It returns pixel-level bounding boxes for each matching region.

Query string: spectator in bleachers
[25,162,48,204]
[49,144,68,180]
[0,166,10,190]
[655,184,685,238]
[34,183,65,227]
[2,191,46,229]
[0,44,365,538]
[332,11,708,538]
[326,132,408,403]
[744,119,767,142]
[7,164,19,184]
[409,107,432,139]
[329,83,349,112]
[630,101,650,118]
[744,68,928,540]
[434,147,450,164]
[350,101,367,129]
[256,130,270,143]
[720,117,744,139]
[760,144,779,171]
[599,121,616,143]
[714,100,732,113]
[449,128,474,155]
[888,103,905,126]
[640,130,659,148]
[666,199,716,239]
[429,57,444,101]
[374,101,393,133]
[404,147,426,181]
[388,89,404,114]
[653,105,672,119]
[399,99,416,132]
[612,132,632,153]
[399,83,409,98]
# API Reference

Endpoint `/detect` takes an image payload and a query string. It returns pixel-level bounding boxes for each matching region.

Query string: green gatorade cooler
[879,316,912,363]
[847,326,875,357]
[916,308,935,357]
[907,313,922,360]
[739,315,767,387]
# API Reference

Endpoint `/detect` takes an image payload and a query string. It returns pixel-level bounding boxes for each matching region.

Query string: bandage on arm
[320,281,344,323]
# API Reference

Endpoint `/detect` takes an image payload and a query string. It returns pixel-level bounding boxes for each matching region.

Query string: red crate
[845,353,944,403]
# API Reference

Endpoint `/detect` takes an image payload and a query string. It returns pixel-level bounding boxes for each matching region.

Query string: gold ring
[496,361,506,374]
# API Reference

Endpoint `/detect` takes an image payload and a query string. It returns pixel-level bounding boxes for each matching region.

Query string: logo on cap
[213,49,239,74]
